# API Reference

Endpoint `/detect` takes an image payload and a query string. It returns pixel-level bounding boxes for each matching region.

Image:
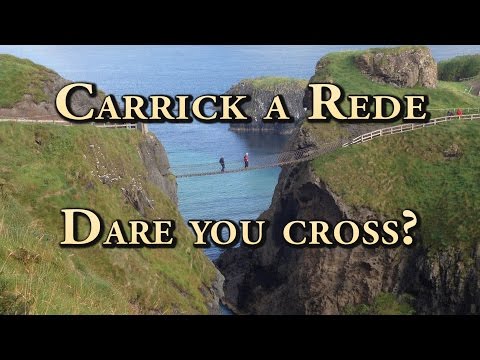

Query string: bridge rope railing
[175,113,480,178]
[172,140,347,178]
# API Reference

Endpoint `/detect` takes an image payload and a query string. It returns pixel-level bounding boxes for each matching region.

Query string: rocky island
[227,77,307,135]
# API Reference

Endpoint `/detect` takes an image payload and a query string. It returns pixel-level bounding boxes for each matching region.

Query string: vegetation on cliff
[307,48,480,249]
[438,54,480,81]
[344,293,415,315]
[0,54,54,107]
[218,47,480,315]
[305,49,480,144]
[0,123,217,314]
[0,54,104,119]
[312,120,480,248]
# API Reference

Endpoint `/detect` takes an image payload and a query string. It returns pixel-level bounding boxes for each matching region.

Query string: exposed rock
[217,126,480,314]
[205,270,225,314]
[443,143,462,159]
[355,47,437,88]
[218,157,409,314]
[227,78,307,135]
[408,244,480,314]
[139,133,178,204]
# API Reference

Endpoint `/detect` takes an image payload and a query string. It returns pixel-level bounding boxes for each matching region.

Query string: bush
[438,55,480,81]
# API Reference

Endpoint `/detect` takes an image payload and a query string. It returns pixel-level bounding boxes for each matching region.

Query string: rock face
[217,126,480,314]
[355,47,438,88]
[139,134,178,204]
[227,78,307,135]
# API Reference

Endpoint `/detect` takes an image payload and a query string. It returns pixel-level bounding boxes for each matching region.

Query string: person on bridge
[456,108,463,117]
[447,110,454,117]
[219,156,225,172]
[244,153,249,168]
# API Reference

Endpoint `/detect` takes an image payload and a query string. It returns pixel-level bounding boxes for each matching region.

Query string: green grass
[438,54,480,81]
[344,293,415,315]
[244,77,308,91]
[0,54,56,107]
[312,120,480,248]
[306,49,480,143]
[310,51,480,109]
[0,123,216,314]
[306,48,480,249]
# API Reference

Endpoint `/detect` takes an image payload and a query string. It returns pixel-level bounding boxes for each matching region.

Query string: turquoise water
[2,45,480,260]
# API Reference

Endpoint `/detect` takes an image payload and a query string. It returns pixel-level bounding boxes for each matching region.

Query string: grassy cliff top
[306,48,480,248]
[312,120,480,249]
[306,49,480,143]
[0,123,216,314]
[240,77,308,91]
[0,54,56,107]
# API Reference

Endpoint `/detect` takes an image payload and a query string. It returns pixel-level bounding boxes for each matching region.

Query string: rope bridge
[173,140,345,178]
[1,113,479,178]
[174,113,480,178]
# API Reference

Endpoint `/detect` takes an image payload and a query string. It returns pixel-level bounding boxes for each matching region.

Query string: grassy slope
[0,54,55,107]
[307,49,480,248]
[0,123,216,314]
[305,49,480,143]
[312,121,480,248]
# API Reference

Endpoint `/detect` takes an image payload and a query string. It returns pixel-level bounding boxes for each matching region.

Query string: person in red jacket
[456,108,463,117]
[244,153,249,168]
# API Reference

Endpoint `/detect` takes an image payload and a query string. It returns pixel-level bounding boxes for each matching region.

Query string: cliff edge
[0,54,103,119]
[0,55,223,314]
[218,47,480,315]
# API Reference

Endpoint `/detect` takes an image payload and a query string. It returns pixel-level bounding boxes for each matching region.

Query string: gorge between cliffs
[2,45,479,315]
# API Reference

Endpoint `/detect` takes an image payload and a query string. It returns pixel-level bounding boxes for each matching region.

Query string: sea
[1,45,480,262]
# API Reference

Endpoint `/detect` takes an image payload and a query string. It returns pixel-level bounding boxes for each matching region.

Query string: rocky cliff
[227,77,307,135]
[218,46,480,315]
[217,125,480,314]
[139,134,178,204]
[0,54,103,119]
[355,46,437,88]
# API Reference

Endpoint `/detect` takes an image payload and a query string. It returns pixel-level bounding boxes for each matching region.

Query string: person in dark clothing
[244,153,249,168]
[219,156,225,172]
[447,110,454,117]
